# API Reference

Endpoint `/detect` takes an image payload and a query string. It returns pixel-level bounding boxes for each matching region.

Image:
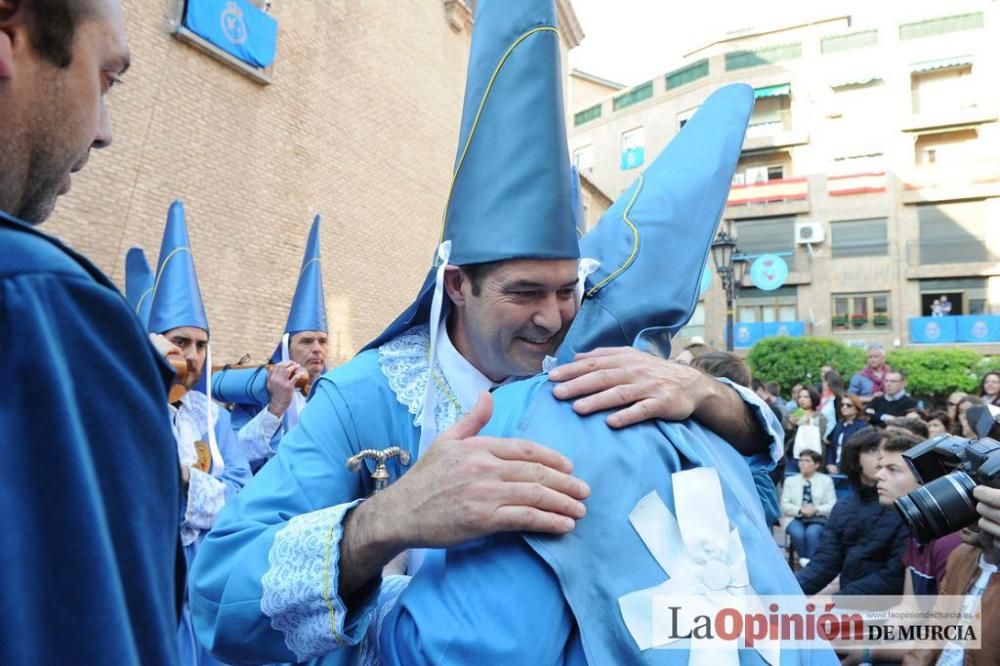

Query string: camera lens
[894,471,979,544]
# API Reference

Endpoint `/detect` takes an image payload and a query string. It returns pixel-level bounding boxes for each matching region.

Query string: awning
[754,83,791,99]
[910,55,974,74]
[828,74,882,89]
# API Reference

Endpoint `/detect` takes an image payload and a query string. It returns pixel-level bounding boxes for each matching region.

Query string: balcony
[901,162,1000,203]
[904,238,999,279]
[742,110,810,152]
[733,321,806,349]
[903,96,997,133]
[726,177,810,218]
[910,315,1000,344]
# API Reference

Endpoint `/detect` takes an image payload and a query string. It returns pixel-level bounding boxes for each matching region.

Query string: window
[830,218,889,258]
[917,201,993,264]
[735,217,796,269]
[911,64,974,115]
[900,12,983,40]
[915,129,978,166]
[832,292,891,330]
[677,107,698,129]
[620,127,645,170]
[746,94,790,138]
[725,43,801,71]
[613,81,653,111]
[573,103,602,126]
[743,165,784,184]
[738,286,798,323]
[821,29,878,54]
[919,278,989,316]
[573,145,594,172]
[665,60,709,90]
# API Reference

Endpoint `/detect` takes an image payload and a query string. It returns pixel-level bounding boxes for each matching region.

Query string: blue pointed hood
[125,247,155,329]
[285,215,328,336]
[557,84,754,362]
[570,165,585,235]
[147,200,210,335]
[362,0,578,352]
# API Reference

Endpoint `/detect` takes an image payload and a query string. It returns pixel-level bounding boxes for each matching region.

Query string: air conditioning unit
[795,221,825,245]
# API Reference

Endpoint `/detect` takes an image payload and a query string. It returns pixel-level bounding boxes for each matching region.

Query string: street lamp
[711,230,749,352]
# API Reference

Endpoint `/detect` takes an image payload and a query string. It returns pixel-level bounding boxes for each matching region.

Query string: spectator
[781,449,837,567]
[930,299,942,317]
[939,294,953,315]
[826,394,868,474]
[875,433,963,599]
[888,417,930,440]
[848,343,892,403]
[789,385,827,464]
[796,428,907,596]
[690,351,751,387]
[946,391,968,433]
[980,371,1000,408]
[819,370,845,439]
[957,395,984,438]
[926,411,952,438]
[866,370,919,427]
[752,378,786,426]
[674,341,711,365]
[785,383,804,414]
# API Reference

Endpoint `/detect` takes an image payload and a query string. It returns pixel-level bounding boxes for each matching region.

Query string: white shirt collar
[435,322,496,413]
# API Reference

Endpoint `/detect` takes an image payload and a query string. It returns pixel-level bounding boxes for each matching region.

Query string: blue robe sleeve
[373,535,575,664]
[189,381,374,664]
[0,235,181,665]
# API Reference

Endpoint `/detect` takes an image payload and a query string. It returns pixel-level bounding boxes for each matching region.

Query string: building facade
[570,3,1000,354]
[46,0,582,363]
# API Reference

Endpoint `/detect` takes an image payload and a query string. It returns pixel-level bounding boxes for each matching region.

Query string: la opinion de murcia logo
[221,1,248,45]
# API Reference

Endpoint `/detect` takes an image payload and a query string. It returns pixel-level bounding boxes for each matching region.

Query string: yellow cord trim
[298,257,320,278]
[437,25,560,251]
[134,286,154,316]
[584,175,643,298]
[150,246,192,301]
[322,519,344,644]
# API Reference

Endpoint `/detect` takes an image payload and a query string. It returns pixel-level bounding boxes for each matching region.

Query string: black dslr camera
[895,419,1000,544]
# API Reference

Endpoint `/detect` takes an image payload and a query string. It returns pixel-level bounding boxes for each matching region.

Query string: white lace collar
[379,324,485,433]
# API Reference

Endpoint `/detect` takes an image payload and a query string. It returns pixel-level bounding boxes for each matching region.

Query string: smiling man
[0,0,181,663]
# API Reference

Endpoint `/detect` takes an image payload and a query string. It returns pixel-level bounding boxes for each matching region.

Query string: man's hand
[339,391,590,598]
[549,347,715,428]
[266,360,306,417]
[548,347,771,455]
[975,486,1000,564]
[149,332,182,360]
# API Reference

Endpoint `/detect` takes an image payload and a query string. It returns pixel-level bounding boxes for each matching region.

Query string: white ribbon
[575,257,601,308]
[417,241,452,460]
[205,345,224,473]
[618,468,779,665]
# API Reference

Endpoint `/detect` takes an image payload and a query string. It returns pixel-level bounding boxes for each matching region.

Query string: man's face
[289,330,328,380]
[868,349,885,370]
[884,372,904,395]
[164,326,209,389]
[0,0,129,223]
[448,259,578,382]
[858,448,881,486]
[875,448,918,506]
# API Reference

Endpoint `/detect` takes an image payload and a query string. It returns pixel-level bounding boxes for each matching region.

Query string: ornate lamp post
[711,230,749,352]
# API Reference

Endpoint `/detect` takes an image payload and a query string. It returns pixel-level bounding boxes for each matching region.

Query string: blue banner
[184,0,278,69]
[957,315,1000,343]
[909,316,958,344]
[734,321,805,348]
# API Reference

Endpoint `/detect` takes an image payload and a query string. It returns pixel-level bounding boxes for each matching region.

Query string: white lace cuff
[260,499,369,661]
[183,467,227,545]
[239,407,281,463]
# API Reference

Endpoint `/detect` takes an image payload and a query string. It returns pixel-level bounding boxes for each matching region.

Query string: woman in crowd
[788,385,828,472]
[980,372,1000,407]
[825,394,867,474]
[957,395,984,438]
[926,410,952,437]
[946,391,968,433]
[819,370,846,440]
[781,449,837,568]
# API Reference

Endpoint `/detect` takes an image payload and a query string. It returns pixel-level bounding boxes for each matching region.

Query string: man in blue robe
[0,0,181,663]
[146,200,252,666]
[221,215,329,470]
[189,2,783,663]
[355,84,838,664]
